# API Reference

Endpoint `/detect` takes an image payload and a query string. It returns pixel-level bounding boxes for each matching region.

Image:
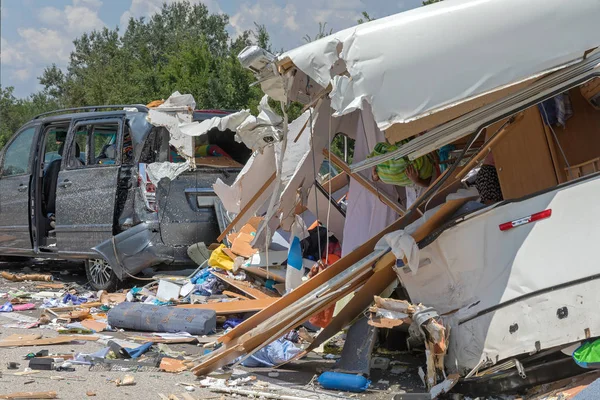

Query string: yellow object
[208,244,234,271]
[146,99,165,108]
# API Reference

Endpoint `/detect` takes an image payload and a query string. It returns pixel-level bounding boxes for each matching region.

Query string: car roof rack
[33,104,149,120]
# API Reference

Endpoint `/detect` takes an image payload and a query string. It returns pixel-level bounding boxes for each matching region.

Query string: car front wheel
[85,258,118,292]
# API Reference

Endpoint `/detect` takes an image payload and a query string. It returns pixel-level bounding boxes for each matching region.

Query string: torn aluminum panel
[278,0,600,131]
[395,174,600,374]
[146,161,192,185]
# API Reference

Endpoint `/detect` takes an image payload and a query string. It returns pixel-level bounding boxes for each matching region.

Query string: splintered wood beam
[323,149,405,215]
[217,172,276,242]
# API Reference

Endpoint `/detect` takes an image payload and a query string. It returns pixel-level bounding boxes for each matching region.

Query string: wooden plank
[81,320,107,332]
[491,108,557,199]
[212,271,278,300]
[223,290,250,301]
[0,335,99,348]
[176,298,277,314]
[322,172,350,194]
[3,334,42,342]
[217,172,276,242]
[324,149,405,216]
[241,266,286,283]
[303,252,397,354]
[0,392,57,399]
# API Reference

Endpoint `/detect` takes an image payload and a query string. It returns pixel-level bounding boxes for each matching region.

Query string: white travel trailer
[197,0,600,394]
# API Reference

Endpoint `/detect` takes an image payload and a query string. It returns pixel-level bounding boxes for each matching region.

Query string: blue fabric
[124,342,153,359]
[438,145,455,172]
[242,338,302,368]
[538,93,573,127]
[0,302,13,312]
[62,294,88,305]
[223,318,243,329]
[191,268,211,284]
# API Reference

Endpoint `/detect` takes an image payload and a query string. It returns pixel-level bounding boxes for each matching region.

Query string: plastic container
[107,303,216,335]
[317,372,371,393]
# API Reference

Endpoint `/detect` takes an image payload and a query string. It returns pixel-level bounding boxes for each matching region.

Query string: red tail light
[137,173,157,212]
[499,209,552,231]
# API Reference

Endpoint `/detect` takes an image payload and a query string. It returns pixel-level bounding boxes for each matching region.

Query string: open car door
[55,118,123,256]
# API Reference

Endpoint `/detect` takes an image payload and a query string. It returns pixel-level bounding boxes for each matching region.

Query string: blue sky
[1,0,422,98]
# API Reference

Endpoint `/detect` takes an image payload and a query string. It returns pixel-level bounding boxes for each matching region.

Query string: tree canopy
[0,1,264,148]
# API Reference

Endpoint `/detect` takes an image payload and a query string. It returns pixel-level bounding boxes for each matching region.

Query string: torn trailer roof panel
[277,0,600,132]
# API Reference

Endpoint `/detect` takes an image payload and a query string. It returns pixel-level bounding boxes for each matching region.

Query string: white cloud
[12,69,32,82]
[1,38,27,66]
[18,28,72,64]
[74,0,103,8]
[2,0,107,95]
[229,0,364,51]
[37,7,63,26]
[64,4,105,35]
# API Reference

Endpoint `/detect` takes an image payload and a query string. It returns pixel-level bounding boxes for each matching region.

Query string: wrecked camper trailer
[191,0,600,396]
[0,96,252,291]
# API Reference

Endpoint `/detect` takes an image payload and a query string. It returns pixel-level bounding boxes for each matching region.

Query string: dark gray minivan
[0,105,249,290]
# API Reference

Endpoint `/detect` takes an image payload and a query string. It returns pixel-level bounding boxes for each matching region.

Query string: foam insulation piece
[213,146,276,215]
[146,161,192,185]
[235,95,283,152]
[279,0,600,130]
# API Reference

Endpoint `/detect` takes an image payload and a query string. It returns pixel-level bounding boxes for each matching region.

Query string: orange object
[308,255,341,328]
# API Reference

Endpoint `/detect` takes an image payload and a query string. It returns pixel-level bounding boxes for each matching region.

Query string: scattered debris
[1,272,53,282]
[160,358,189,373]
[0,392,57,399]
[114,375,136,387]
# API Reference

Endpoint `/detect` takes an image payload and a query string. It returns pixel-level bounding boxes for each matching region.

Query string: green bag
[573,339,600,368]
[368,142,434,186]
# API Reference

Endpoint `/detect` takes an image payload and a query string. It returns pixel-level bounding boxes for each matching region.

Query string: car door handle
[59,179,72,188]
[17,184,28,192]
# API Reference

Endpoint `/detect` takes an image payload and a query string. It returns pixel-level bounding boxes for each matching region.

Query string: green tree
[37,1,264,112]
[422,0,443,5]
[357,11,375,24]
[0,87,60,148]
[303,22,333,43]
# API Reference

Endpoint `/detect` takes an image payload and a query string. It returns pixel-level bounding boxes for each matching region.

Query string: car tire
[85,258,118,292]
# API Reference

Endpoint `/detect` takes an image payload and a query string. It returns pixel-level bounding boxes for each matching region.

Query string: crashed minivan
[0,102,250,290]
[192,0,600,394]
